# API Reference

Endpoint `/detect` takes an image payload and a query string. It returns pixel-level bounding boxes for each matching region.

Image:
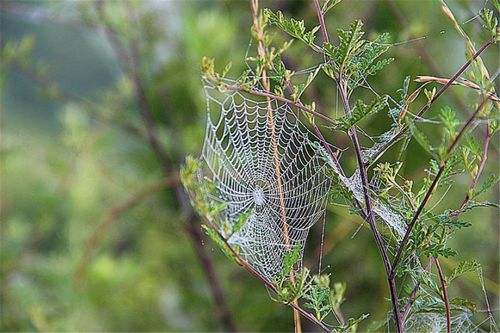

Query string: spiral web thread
[199,83,332,281]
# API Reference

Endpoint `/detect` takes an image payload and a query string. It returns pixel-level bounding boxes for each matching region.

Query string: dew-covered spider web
[196,79,411,281]
[198,82,332,281]
[404,311,484,333]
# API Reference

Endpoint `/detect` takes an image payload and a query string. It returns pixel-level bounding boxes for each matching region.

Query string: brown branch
[367,38,494,166]
[402,118,494,322]
[391,97,490,274]
[313,1,403,331]
[222,84,338,126]
[401,257,434,323]
[384,0,469,112]
[74,175,179,285]
[435,258,451,333]
[415,76,500,102]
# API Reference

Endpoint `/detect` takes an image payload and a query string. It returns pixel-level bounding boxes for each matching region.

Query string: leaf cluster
[265,10,321,50]
[322,20,393,90]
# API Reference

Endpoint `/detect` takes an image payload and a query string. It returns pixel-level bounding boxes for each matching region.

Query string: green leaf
[279,244,301,282]
[398,76,411,101]
[434,212,471,229]
[479,8,498,40]
[273,268,310,303]
[322,0,343,14]
[322,24,392,89]
[448,260,481,283]
[367,57,394,76]
[303,276,332,321]
[450,297,477,311]
[265,10,320,50]
[335,20,365,69]
[439,106,458,137]
[334,96,387,131]
[330,282,346,309]
[471,174,500,199]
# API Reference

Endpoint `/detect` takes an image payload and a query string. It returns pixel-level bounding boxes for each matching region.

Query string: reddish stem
[313,1,403,331]
[368,38,494,166]
[391,97,489,274]
[435,258,451,333]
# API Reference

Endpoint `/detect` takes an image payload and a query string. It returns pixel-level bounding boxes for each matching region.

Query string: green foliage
[471,174,500,199]
[270,245,316,304]
[332,314,370,333]
[231,210,252,235]
[280,245,301,282]
[2,1,498,332]
[303,275,332,321]
[373,161,417,211]
[322,0,343,14]
[201,57,233,88]
[489,108,500,135]
[329,281,346,316]
[461,135,482,177]
[273,268,310,304]
[181,156,252,261]
[322,20,393,89]
[334,96,387,131]
[480,7,499,41]
[438,106,458,160]
[448,260,481,283]
[180,156,227,220]
[265,10,321,51]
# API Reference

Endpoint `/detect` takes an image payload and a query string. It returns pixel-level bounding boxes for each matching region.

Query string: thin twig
[401,257,434,323]
[312,1,403,331]
[415,76,500,102]
[384,0,469,112]
[368,38,494,167]
[435,258,451,333]
[402,120,493,321]
[222,84,338,126]
[391,97,489,273]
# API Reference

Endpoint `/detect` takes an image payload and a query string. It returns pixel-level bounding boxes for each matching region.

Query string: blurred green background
[1,0,498,331]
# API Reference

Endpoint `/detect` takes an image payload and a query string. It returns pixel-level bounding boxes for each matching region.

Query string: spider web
[404,311,484,333]
[199,82,332,281]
